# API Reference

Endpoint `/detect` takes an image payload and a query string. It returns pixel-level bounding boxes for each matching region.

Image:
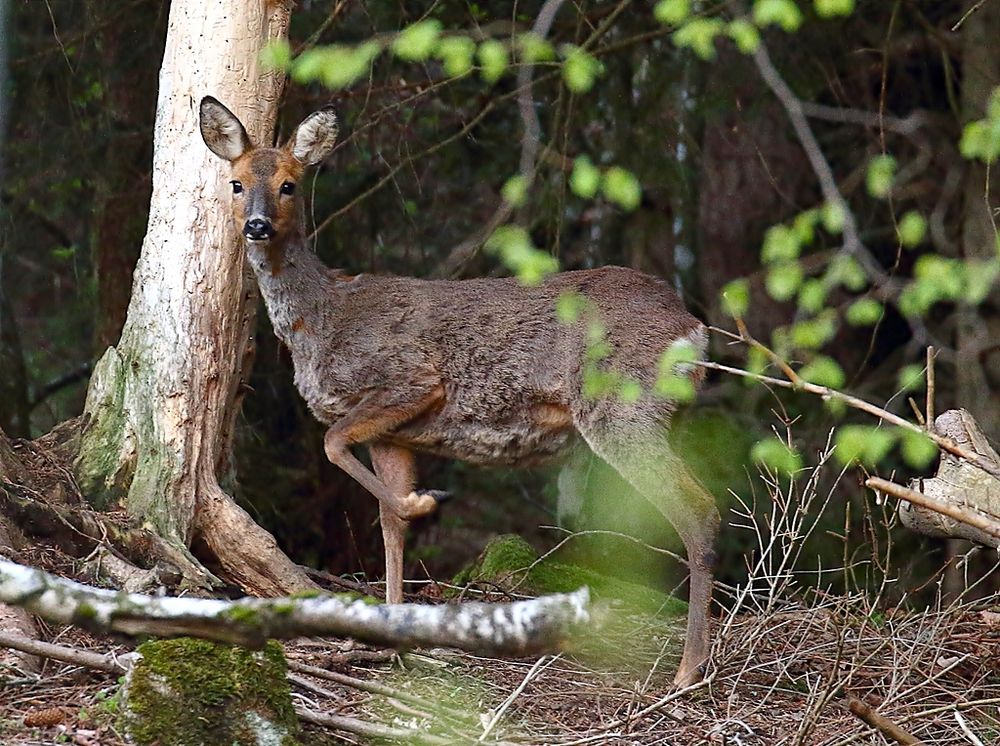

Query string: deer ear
[200,96,251,162]
[289,107,339,165]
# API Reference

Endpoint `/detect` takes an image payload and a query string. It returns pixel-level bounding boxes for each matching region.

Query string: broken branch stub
[897,409,1000,548]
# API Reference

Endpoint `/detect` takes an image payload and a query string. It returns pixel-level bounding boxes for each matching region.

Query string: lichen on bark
[121,637,299,746]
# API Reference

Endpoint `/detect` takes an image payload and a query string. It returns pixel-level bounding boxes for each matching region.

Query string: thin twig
[926,346,936,429]
[846,697,925,745]
[0,630,134,674]
[479,654,557,740]
[866,477,1000,539]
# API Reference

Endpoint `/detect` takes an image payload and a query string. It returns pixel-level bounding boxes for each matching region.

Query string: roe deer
[200,97,720,686]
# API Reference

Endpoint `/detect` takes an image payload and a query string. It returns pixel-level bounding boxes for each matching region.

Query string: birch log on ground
[0,558,591,656]
[897,409,1000,548]
[72,0,313,595]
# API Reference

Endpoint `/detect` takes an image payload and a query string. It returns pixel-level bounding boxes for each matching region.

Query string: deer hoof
[419,489,452,504]
[401,491,442,520]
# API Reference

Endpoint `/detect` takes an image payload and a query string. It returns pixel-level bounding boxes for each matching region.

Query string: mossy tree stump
[121,638,299,746]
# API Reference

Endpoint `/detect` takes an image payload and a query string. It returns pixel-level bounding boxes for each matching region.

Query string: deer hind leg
[369,443,419,604]
[576,415,720,687]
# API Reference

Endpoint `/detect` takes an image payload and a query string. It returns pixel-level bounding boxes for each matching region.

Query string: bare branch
[0,557,591,655]
[867,476,1000,542]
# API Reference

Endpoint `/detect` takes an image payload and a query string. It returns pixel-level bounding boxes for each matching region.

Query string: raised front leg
[323,384,446,521]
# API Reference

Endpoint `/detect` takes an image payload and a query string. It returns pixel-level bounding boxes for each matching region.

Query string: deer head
[199,96,339,244]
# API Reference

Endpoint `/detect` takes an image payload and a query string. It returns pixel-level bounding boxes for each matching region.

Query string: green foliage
[845,298,883,326]
[899,428,938,468]
[570,156,601,199]
[752,0,804,32]
[960,89,1000,163]
[797,279,827,313]
[751,437,803,476]
[391,20,442,61]
[897,211,927,248]
[799,355,845,389]
[655,340,699,402]
[259,39,291,71]
[897,364,925,393]
[561,45,603,92]
[865,154,896,198]
[291,42,381,89]
[556,291,586,324]
[654,0,691,25]
[721,279,750,318]
[672,18,725,60]
[517,32,555,62]
[821,202,846,234]
[834,425,895,466]
[825,254,867,291]
[601,166,642,210]
[485,226,558,285]
[477,39,509,83]
[726,19,761,54]
[762,224,801,263]
[815,0,855,18]
[501,174,528,206]
[435,36,476,77]
[789,311,837,349]
[766,261,804,301]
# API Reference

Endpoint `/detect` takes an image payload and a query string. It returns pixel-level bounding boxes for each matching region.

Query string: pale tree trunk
[75,0,313,595]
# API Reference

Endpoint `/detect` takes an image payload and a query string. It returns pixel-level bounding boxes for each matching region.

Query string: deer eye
[231,180,243,195]
[280,181,296,196]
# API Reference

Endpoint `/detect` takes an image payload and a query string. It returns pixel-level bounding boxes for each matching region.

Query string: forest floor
[3,536,1000,746]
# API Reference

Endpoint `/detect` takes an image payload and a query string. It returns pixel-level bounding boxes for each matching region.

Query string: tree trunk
[74,0,312,595]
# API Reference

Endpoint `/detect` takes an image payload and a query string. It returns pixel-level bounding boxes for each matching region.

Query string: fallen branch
[0,630,135,674]
[0,557,591,655]
[296,707,454,745]
[846,697,925,745]
[867,477,1000,543]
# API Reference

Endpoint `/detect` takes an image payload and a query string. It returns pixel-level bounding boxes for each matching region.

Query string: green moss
[72,602,98,625]
[454,535,688,617]
[123,638,299,746]
[219,605,262,625]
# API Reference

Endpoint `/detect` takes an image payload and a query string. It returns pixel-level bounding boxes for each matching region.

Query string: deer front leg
[322,385,446,521]
[369,443,416,604]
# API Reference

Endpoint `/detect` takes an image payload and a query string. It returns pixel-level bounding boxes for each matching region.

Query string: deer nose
[244,218,274,241]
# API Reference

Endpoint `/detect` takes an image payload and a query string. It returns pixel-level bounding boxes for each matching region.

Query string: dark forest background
[2,0,998,600]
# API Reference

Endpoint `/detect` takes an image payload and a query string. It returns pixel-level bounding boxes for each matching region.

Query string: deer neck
[245,229,336,345]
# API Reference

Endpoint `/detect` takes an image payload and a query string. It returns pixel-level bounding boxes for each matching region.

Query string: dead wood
[846,697,925,745]
[897,409,1000,548]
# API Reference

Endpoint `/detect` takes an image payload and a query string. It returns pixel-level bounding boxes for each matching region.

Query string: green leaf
[501,175,528,206]
[516,32,555,62]
[570,156,601,199]
[897,211,927,248]
[654,0,691,25]
[485,226,558,285]
[561,45,603,92]
[799,355,845,389]
[752,0,804,32]
[655,340,699,402]
[655,374,696,402]
[618,378,644,403]
[899,428,938,469]
[826,254,867,291]
[721,278,750,318]
[793,209,819,246]
[790,312,837,349]
[834,425,897,467]
[602,167,642,211]
[556,291,586,324]
[260,39,292,71]
[672,18,725,60]
[897,364,925,393]
[726,19,761,54]
[751,438,803,476]
[435,36,476,77]
[477,40,509,84]
[797,279,827,314]
[821,201,846,234]
[291,43,381,89]
[963,259,1000,304]
[391,20,442,61]
[815,0,855,18]
[766,262,803,301]
[866,154,897,198]
[761,224,801,264]
[960,119,1000,163]
[845,298,883,326]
